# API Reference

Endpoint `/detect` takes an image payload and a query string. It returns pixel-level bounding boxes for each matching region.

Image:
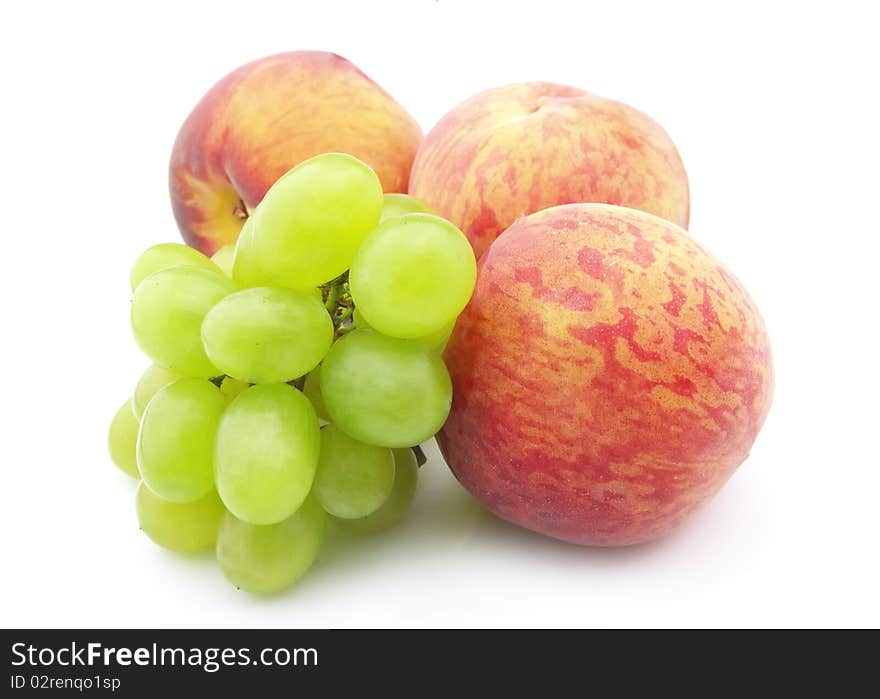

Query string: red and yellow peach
[170,51,422,254]
[410,82,689,259]
[438,204,773,546]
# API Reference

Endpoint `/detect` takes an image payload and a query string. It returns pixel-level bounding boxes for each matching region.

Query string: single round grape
[231,217,270,288]
[135,482,225,554]
[313,425,395,519]
[130,242,221,291]
[130,266,237,377]
[215,383,320,525]
[302,366,330,422]
[379,193,435,223]
[211,245,235,277]
[320,330,452,447]
[219,376,250,402]
[131,364,179,419]
[108,400,140,478]
[137,378,226,502]
[201,287,333,384]
[216,496,325,595]
[349,213,476,339]
[338,448,419,534]
[252,153,383,288]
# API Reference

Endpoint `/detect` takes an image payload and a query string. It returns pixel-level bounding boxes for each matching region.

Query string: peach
[410,82,689,259]
[169,51,422,254]
[437,204,773,546]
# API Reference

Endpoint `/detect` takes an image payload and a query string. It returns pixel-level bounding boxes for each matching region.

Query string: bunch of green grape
[108,153,476,594]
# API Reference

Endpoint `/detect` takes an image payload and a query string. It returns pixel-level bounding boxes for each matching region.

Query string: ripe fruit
[350,213,476,339]
[107,401,140,478]
[438,204,773,546]
[130,266,237,377]
[252,153,383,288]
[337,448,419,535]
[132,364,178,419]
[320,329,453,448]
[137,378,227,503]
[214,384,320,526]
[136,484,225,554]
[130,242,221,291]
[313,425,395,519]
[216,497,325,595]
[410,82,689,258]
[114,153,475,592]
[169,51,422,254]
[201,286,333,383]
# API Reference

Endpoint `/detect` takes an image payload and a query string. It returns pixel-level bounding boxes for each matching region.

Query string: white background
[1,0,878,628]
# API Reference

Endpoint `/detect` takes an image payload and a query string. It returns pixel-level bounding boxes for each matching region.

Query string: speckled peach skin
[409,83,689,259]
[438,204,772,546]
[170,51,422,254]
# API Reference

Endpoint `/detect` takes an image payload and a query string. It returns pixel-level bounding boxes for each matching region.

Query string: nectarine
[438,204,772,546]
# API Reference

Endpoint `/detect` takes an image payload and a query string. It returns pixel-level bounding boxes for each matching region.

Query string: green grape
[302,366,330,422]
[211,245,235,276]
[201,287,333,384]
[216,496,325,594]
[352,308,369,329]
[252,153,383,288]
[135,482,225,554]
[338,448,419,534]
[219,376,250,402]
[130,242,221,291]
[108,400,140,478]
[214,383,320,525]
[137,378,226,502]
[379,193,435,223]
[230,217,270,288]
[320,329,452,447]
[349,213,476,339]
[313,425,395,519]
[131,364,179,419]
[130,266,237,377]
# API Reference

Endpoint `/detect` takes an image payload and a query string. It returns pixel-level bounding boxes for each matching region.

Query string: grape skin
[252,153,383,289]
[130,242,221,291]
[108,400,140,478]
[136,483,225,554]
[320,329,452,447]
[219,376,249,401]
[302,366,330,422]
[201,286,333,384]
[211,245,235,277]
[214,383,320,525]
[349,213,476,339]
[132,364,179,419]
[137,378,226,503]
[130,265,237,377]
[216,496,325,595]
[337,448,419,534]
[313,425,395,519]
[230,218,269,288]
[379,193,435,223]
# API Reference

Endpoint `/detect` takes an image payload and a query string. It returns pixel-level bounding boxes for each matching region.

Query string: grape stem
[411,445,427,467]
[322,271,356,339]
